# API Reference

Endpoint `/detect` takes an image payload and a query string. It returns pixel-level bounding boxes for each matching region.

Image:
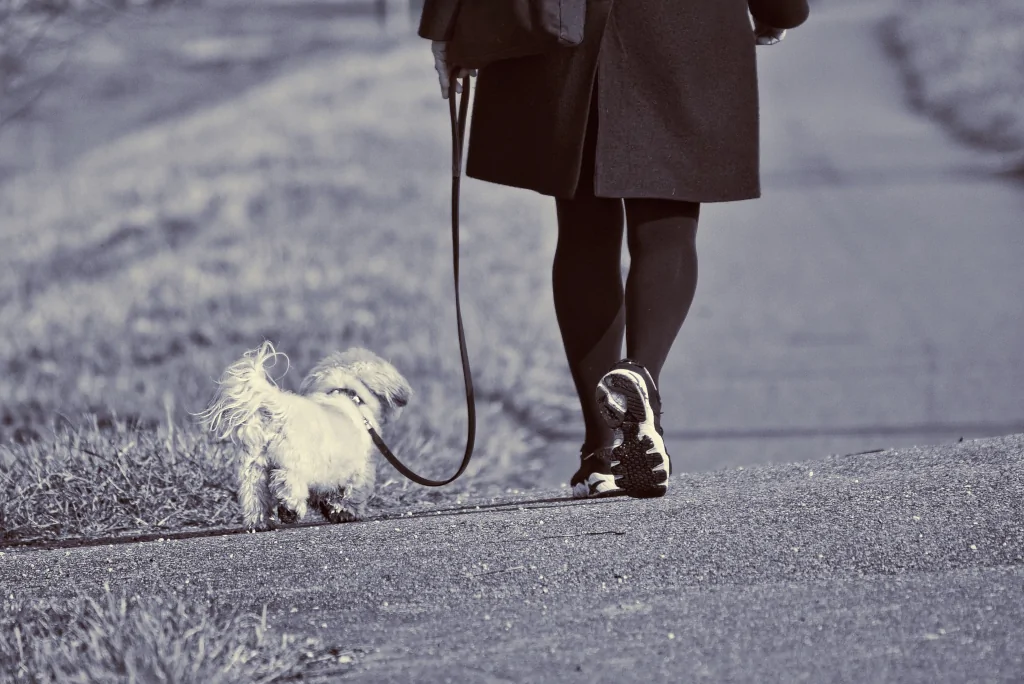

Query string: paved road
[540,0,1024,484]
[3,434,1022,682]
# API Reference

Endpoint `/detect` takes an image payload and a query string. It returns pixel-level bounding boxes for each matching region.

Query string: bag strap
[363,73,476,487]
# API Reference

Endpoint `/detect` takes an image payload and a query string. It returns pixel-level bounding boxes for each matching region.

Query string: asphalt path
[3,434,1022,682]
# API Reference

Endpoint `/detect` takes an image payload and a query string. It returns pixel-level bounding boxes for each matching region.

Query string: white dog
[196,341,412,530]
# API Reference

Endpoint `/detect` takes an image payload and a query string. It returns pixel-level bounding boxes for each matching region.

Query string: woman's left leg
[593,197,700,498]
[623,198,700,386]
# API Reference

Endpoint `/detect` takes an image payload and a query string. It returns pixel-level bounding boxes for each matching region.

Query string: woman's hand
[431,41,476,99]
[753,17,787,45]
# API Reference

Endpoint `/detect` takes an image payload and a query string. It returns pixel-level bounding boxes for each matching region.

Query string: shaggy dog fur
[196,341,412,530]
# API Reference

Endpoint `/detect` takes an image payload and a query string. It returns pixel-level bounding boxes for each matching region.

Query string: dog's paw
[244,517,274,533]
[321,502,361,524]
[277,504,300,524]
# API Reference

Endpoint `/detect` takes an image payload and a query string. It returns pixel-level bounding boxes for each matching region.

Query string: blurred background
[0,0,425,179]
[0,0,1022,540]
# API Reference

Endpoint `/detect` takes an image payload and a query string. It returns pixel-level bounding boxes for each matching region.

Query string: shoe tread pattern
[603,374,669,498]
[610,429,669,498]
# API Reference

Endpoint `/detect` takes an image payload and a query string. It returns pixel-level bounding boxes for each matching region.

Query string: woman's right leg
[552,89,625,458]
[553,187,625,456]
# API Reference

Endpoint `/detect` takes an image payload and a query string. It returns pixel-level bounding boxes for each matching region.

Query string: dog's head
[298,348,412,430]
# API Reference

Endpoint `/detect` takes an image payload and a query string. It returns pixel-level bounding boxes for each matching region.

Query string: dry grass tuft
[1,585,351,683]
[1,417,237,543]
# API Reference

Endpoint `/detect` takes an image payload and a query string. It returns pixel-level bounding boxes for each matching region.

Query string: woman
[417,0,810,499]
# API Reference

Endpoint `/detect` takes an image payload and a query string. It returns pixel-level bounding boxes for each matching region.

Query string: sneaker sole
[596,369,670,498]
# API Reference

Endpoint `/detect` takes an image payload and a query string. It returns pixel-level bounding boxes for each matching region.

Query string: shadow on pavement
[0,490,627,552]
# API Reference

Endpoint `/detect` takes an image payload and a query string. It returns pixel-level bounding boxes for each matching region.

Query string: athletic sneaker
[595,359,672,497]
[569,445,622,498]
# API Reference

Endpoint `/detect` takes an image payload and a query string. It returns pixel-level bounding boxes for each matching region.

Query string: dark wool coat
[419,0,810,202]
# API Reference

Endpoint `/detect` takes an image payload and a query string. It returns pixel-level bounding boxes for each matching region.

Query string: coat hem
[465,168,762,203]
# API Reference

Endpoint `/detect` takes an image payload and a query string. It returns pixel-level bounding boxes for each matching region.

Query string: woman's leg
[623,198,700,387]
[552,197,625,453]
[590,197,699,498]
[552,97,625,454]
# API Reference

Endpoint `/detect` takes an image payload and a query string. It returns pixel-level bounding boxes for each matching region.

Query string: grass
[0,416,238,542]
[0,584,353,683]
[885,0,1024,157]
[0,0,415,180]
[0,32,585,545]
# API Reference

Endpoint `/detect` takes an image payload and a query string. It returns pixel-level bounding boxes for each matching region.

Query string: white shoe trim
[572,472,620,498]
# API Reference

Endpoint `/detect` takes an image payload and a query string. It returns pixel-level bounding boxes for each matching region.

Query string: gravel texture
[3,434,1022,682]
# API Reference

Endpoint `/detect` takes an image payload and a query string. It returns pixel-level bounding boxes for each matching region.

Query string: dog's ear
[390,380,411,408]
[364,365,412,411]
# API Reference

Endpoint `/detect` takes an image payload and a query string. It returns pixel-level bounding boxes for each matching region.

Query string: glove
[431,40,477,99]
[753,17,787,45]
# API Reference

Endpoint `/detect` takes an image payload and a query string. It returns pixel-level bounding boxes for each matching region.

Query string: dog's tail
[195,340,290,454]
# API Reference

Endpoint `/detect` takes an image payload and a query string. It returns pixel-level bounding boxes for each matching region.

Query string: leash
[362,73,476,487]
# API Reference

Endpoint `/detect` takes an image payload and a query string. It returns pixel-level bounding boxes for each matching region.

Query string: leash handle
[366,73,475,487]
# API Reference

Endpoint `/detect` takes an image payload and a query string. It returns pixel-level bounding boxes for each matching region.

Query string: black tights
[553,108,700,453]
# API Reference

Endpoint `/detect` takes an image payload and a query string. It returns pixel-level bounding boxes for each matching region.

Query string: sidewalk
[3,433,1022,682]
